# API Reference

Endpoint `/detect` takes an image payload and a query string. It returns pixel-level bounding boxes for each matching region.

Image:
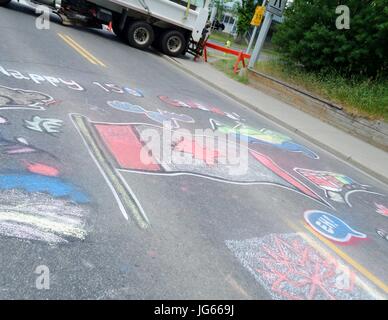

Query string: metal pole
[245,0,266,54]
[248,11,273,69]
[246,26,258,54]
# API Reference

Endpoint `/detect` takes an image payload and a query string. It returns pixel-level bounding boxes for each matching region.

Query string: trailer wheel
[0,0,11,6]
[161,30,186,57]
[126,21,154,50]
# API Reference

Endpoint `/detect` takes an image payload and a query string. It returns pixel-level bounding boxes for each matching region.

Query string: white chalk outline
[294,167,384,207]
[69,113,150,227]
[76,118,331,208]
[0,84,55,110]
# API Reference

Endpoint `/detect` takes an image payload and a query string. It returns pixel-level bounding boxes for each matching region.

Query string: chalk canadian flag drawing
[71,115,326,229]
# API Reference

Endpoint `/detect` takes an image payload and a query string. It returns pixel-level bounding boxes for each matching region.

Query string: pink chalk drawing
[375,203,388,217]
[226,233,374,300]
[23,161,60,177]
[173,136,223,165]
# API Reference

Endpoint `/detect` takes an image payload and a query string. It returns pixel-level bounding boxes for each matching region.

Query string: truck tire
[160,30,186,57]
[126,21,154,50]
[0,0,11,6]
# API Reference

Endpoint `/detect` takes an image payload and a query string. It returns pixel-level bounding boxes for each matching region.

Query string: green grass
[208,30,236,43]
[211,56,249,84]
[254,60,388,121]
[208,31,247,50]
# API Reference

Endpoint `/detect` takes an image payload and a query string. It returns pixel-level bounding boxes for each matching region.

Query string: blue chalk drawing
[123,87,144,97]
[107,100,194,128]
[304,210,367,243]
[0,174,89,203]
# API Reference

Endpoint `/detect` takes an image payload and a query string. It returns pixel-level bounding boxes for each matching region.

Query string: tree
[272,0,388,77]
[210,0,234,22]
[214,0,225,21]
[235,0,259,42]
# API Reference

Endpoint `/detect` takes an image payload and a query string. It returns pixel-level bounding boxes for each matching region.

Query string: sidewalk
[162,55,388,185]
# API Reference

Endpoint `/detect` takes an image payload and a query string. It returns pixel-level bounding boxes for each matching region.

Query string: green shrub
[272,0,388,78]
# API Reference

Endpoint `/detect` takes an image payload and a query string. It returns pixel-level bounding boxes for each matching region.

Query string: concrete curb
[248,69,388,152]
[248,69,344,110]
[161,54,388,186]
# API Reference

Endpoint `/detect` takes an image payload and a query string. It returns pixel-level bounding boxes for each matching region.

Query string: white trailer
[0,0,211,57]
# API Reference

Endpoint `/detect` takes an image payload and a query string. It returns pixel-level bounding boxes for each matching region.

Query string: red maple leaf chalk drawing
[225,233,374,300]
[375,203,388,217]
[23,161,60,177]
[173,137,222,165]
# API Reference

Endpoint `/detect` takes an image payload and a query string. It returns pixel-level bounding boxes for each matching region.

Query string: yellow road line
[57,33,106,67]
[304,225,388,294]
[285,218,388,296]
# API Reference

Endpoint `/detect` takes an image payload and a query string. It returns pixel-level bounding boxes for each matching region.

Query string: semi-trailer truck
[0,0,211,57]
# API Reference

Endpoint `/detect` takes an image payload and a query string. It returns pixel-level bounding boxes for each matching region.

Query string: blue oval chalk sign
[304,210,367,243]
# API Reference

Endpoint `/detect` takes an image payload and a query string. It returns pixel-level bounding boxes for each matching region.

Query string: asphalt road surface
[0,2,387,300]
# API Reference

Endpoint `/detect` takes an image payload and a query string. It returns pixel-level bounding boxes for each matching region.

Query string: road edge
[247,68,388,152]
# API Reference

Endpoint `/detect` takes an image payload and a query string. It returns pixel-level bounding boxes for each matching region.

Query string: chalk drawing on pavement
[0,189,88,244]
[210,119,319,159]
[0,116,8,124]
[124,87,144,97]
[376,229,388,241]
[92,82,144,97]
[107,100,195,128]
[24,116,63,135]
[159,96,243,121]
[1,134,39,155]
[0,134,58,158]
[0,173,89,203]
[0,174,90,244]
[70,114,150,230]
[304,210,367,244]
[94,120,323,195]
[0,65,85,91]
[294,168,383,206]
[71,113,331,230]
[172,136,223,166]
[375,203,388,217]
[0,85,55,110]
[22,161,60,177]
[226,233,375,300]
